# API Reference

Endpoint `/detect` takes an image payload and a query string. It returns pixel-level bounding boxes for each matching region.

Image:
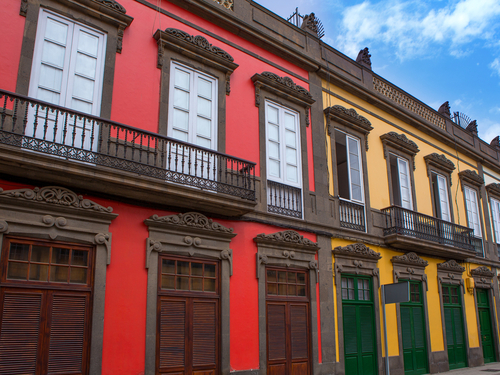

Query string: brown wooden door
[266,268,310,375]
[0,237,94,375]
[157,256,220,375]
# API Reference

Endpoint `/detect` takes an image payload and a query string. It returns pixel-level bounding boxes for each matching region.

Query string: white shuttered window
[464,186,482,237]
[490,198,500,243]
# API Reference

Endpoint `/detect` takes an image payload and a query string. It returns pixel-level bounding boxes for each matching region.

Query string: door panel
[444,307,466,369]
[477,289,495,363]
[158,299,186,371]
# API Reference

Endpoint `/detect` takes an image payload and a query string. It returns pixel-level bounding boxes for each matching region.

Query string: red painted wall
[0,2,25,92]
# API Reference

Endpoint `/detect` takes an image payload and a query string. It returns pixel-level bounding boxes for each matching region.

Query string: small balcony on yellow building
[0,89,257,216]
[381,205,481,259]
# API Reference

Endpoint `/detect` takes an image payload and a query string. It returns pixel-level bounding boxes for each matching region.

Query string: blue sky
[259,0,500,144]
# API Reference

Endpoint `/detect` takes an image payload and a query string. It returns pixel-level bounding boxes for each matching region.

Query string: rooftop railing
[382,206,477,253]
[0,89,256,201]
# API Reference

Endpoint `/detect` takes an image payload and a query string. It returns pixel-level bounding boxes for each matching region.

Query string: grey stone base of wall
[389,355,405,375]
[429,350,449,373]
[229,370,259,375]
[468,347,484,368]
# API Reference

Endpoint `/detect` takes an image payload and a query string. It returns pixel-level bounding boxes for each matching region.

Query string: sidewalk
[444,362,500,374]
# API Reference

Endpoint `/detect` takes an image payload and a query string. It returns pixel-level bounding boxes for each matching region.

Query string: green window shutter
[453,308,464,345]
[267,303,287,361]
[0,291,43,375]
[412,307,425,349]
[444,308,454,346]
[343,305,358,355]
[359,305,374,354]
[401,306,413,350]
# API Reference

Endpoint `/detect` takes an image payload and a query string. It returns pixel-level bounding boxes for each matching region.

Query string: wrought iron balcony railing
[267,180,302,218]
[381,206,478,253]
[339,199,365,232]
[0,89,256,201]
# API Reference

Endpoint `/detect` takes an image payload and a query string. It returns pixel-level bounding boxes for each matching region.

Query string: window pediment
[458,169,484,187]
[486,183,500,198]
[146,212,234,237]
[155,28,238,95]
[324,105,373,138]
[333,243,381,260]
[381,132,419,156]
[424,153,455,174]
[254,230,318,251]
[391,252,428,267]
[437,259,465,273]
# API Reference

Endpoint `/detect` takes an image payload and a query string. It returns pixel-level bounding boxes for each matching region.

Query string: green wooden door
[342,276,377,375]
[400,281,428,375]
[476,289,495,363]
[442,285,467,369]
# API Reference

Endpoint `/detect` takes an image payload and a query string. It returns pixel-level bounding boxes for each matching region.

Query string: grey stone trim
[459,169,484,188]
[254,230,319,375]
[0,184,117,375]
[391,253,432,374]
[486,183,500,199]
[324,105,373,142]
[333,242,383,375]
[471,266,494,289]
[254,229,318,250]
[144,212,236,375]
[252,72,314,126]
[424,153,456,221]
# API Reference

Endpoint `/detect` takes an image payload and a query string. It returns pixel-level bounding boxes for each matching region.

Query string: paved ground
[443,363,500,374]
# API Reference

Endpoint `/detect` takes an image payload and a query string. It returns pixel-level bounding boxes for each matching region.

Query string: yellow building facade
[322,74,500,375]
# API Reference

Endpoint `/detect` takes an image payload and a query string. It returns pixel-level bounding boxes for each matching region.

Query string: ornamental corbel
[309,260,319,283]
[254,82,262,107]
[219,249,233,276]
[256,253,268,278]
[146,238,162,269]
[95,233,112,265]
[42,215,68,228]
[0,219,8,233]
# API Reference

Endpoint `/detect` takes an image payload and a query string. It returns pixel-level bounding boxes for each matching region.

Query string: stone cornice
[424,153,455,174]
[380,132,419,155]
[391,252,428,267]
[0,186,113,213]
[148,212,233,234]
[254,230,319,250]
[458,169,484,187]
[437,260,465,273]
[471,266,495,278]
[486,183,500,198]
[333,243,381,260]
[324,105,373,137]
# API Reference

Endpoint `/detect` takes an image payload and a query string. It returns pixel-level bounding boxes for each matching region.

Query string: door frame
[255,230,320,375]
[391,252,432,374]
[474,288,496,364]
[333,243,383,375]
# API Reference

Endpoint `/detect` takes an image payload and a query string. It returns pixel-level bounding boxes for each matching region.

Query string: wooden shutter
[47,292,89,374]
[343,305,358,355]
[398,158,413,210]
[465,187,481,237]
[491,199,500,243]
[267,303,287,361]
[0,290,43,375]
[437,175,450,221]
[347,136,363,202]
[192,300,217,368]
[159,298,186,370]
[401,306,413,351]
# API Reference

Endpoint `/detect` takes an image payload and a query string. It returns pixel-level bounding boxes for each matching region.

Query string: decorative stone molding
[458,169,484,187]
[471,266,495,278]
[471,266,494,289]
[333,243,381,260]
[381,132,419,170]
[424,153,455,186]
[95,233,112,265]
[254,230,319,250]
[466,120,478,136]
[324,105,373,150]
[251,72,314,125]
[438,101,451,118]
[392,252,428,267]
[490,136,500,150]
[300,13,324,38]
[373,77,446,130]
[212,0,233,11]
[154,28,238,95]
[149,212,233,233]
[486,183,500,198]
[356,47,372,69]
[0,220,8,233]
[438,260,465,273]
[21,0,133,52]
[42,215,68,228]
[0,186,113,213]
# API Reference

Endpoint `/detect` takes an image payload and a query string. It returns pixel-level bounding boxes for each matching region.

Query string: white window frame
[432,172,451,222]
[490,197,500,244]
[265,100,302,189]
[335,129,364,204]
[390,153,413,210]
[167,61,218,150]
[464,186,482,238]
[28,9,106,116]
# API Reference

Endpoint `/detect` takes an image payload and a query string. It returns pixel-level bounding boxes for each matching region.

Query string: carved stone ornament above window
[486,183,500,198]
[381,132,419,170]
[324,105,373,150]
[458,169,484,187]
[20,0,133,53]
[471,266,495,278]
[251,72,314,125]
[333,243,381,260]
[471,266,494,289]
[391,252,428,267]
[424,153,455,186]
[254,230,319,250]
[148,212,233,234]
[437,259,465,273]
[0,186,113,213]
[154,28,238,95]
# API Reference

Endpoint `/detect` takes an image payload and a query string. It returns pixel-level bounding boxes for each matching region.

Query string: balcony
[0,89,256,216]
[267,180,302,218]
[381,206,478,259]
[339,199,365,232]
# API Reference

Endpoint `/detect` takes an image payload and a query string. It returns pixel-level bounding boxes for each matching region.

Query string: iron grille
[267,180,302,218]
[0,89,256,201]
[381,206,477,252]
[339,199,365,232]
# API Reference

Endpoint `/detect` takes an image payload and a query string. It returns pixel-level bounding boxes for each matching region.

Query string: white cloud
[480,119,500,144]
[491,58,500,77]
[336,0,500,60]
